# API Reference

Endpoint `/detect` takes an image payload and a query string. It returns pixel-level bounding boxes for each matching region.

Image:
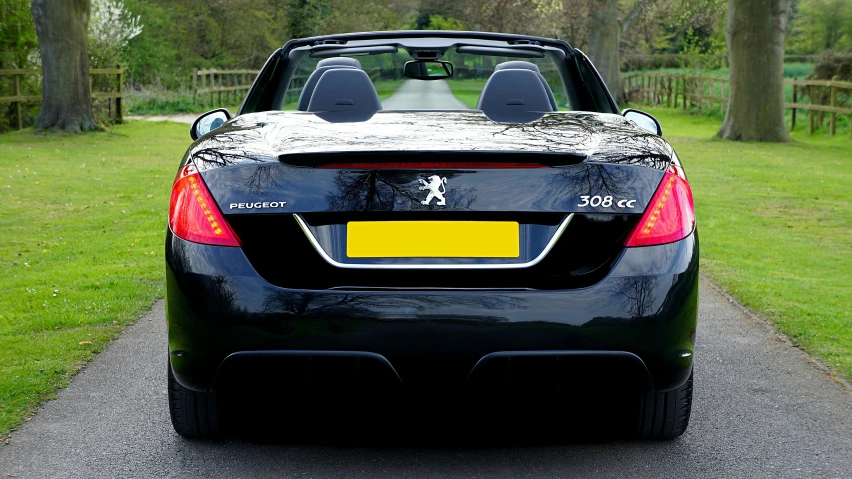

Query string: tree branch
[620,0,650,34]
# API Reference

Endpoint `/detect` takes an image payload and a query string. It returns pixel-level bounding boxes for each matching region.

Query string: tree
[585,0,650,104]
[31,0,96,132]
[586,0,621,102]
[717,0,792,142]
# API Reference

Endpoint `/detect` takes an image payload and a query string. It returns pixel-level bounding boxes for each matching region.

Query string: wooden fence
[192,69,259,108]
[0,65,125,130]
[624,73,852,138]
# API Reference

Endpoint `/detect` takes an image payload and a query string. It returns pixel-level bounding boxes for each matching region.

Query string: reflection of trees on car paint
[611,276,659,319]
[326,171,476,211]
[260,289,525,322]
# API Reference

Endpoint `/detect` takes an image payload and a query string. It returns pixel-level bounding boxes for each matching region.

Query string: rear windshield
[283,48,571,112]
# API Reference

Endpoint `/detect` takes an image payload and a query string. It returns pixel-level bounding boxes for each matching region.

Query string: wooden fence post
[791,79,797,129]
[808,85,815,135]
[116,64,123,123]
[697,78,703,112]
[13,73,22,130]
[667,77,672,107]
[830,77,837,137]
[192,68,198,104]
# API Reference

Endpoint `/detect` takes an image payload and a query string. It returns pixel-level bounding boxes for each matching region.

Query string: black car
[166,31,697,440]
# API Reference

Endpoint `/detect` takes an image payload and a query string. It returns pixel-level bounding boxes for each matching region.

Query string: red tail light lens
[317,162,546,169]
[625,165,695,247]
[169,165,240,247]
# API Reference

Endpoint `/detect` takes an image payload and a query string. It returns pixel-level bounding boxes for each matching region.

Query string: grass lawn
[374,79,406,101]
[448,79,487,109]
[0,121,188,437]
[643,107,852,382]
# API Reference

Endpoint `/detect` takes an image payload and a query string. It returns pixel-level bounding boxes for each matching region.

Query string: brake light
[625,165,695,247]
[169,164,240,247]
[317,162,546,169]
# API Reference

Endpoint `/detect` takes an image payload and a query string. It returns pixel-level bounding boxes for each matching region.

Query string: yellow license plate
[347,221,519,258]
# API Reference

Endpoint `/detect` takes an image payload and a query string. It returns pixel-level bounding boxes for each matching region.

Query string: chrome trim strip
[293,213,574,270]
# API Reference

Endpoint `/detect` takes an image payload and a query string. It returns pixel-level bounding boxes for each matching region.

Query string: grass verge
[448,79,487,109]
[0,121,188,437]
[644,107,852,382]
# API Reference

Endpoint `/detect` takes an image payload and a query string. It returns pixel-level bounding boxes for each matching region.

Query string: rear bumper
[165,230,698,393]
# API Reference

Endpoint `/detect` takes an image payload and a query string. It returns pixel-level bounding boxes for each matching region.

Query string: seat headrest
[494,61,558,111]
[307,69,381,122]
[297,64,360,111]
[476,69,554,123]
[317,57,362,69]
[495,61,541,73]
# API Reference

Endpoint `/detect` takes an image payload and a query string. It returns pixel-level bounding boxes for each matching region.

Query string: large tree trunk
[31,0,96,133]
[586,0,622,104]
[717,0,791,142]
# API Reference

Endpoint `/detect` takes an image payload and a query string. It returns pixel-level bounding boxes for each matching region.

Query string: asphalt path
[381,79,469,110]
[1,278,850,478]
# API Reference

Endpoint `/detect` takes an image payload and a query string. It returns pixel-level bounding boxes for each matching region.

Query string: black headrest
[495,61,541,73]
[297,60,363,111]
[307,69,381,122]
[317,57,362,69]
[476,69,554,123]
[494,61,558,111]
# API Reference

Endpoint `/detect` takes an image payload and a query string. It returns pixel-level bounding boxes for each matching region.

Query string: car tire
[168,361,222,440]
[638,371,693,439]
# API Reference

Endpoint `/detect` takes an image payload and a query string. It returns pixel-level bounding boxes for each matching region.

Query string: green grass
[447,79,487,109]
[0,121,188,437]
[374,79,406,101]
[643,107,852,382]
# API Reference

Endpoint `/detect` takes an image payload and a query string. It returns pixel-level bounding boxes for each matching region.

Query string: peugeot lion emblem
[419,175,448,206]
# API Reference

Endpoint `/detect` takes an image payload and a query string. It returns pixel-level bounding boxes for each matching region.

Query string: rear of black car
[165,111,698,440]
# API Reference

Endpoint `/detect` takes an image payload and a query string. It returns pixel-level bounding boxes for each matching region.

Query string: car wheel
[168,360,222,440]
[638,371,693,439]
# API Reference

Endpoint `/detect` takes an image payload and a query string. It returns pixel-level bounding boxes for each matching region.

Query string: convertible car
[166,31,697,440]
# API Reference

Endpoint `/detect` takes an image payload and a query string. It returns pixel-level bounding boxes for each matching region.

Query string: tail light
[169,164,240,247]
[317,162,546,169]
[625,164,695,247]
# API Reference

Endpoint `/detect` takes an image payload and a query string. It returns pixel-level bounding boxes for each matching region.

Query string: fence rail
[192,69,259,108]
[624,73,852,138]
[0,66,125,130]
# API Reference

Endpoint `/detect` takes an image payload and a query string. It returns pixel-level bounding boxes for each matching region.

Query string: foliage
[0,0,38,69]
[88,0,143,68]
[0,0,39,132]
[286,0,330,39]
[459,0,564,36]
[808,50,852,81]
[0,120,188,436]
[787,0,852,55]
[318,0,404,35]
[416,14,466,31]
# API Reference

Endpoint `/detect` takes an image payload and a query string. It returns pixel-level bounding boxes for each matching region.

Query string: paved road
[382,80,469,110]
[1,278,850,478]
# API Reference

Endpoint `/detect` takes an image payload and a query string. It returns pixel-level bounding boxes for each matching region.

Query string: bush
[808,51,852,81]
